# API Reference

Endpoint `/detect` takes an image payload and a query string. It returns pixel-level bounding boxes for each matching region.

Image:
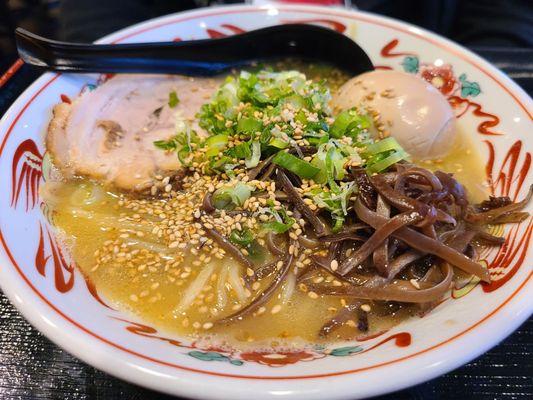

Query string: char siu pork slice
[46,74,221,191]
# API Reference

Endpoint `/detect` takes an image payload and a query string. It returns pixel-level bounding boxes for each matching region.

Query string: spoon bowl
[15,24,374,76]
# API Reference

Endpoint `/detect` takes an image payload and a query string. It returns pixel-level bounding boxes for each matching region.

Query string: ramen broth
[42,135,486,350]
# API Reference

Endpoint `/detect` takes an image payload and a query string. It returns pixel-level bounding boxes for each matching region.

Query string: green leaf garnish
[362,137,409,174]
[212,183,253,210]
[262,204,296,234]
[153,138,178,151]
[272,151,320,179]
[168,91,179,108]
[229,228,255,247]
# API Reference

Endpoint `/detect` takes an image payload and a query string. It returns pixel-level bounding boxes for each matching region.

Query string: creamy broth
[416,130,488,203]
[42,139,486,349]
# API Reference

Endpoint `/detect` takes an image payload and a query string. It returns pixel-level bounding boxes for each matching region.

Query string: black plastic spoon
[15,24,373,76]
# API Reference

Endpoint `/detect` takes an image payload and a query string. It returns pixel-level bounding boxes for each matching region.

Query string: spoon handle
[15,25,373,76]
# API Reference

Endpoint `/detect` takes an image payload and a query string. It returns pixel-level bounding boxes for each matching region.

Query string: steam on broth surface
[42,62,528,350]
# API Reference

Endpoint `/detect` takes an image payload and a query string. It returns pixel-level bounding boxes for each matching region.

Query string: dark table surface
[0,47,532,400]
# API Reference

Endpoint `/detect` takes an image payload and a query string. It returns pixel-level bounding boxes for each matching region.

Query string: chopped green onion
[262,215,295,234]
[226,142,251,159]
[294,110,308,125]
[325,147,341,192]
[209,155,232,171]
[177,147,192,165]
[262,203,296,233]
[363,137,403,157]
[212,183,252,210]
[229,228,255,247]
[330,109,370,139]
[262,220,293,234]
[281,94,309,110]
[362,137,409,174]
[154,130,200,165]
[272,151,320,179]
[332,217,344,232]
[246,241,267,263]
[168,91,179,108]
[307,181,355,232]
[311,141,350,185]
[153,138,177,151]
[366,149,409,174]
[268,138,289,149]
[204,134,228,158]
[306,134,329,147]
[237,117,262,135]
[245,141,261,168]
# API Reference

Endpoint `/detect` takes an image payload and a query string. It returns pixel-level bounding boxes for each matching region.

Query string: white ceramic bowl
[0,4,531,400]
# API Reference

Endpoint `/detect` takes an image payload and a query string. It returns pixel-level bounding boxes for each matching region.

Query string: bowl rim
[0,4,531,399]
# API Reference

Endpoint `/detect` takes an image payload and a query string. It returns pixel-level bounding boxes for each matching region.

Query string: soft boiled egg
[331,70,457,159]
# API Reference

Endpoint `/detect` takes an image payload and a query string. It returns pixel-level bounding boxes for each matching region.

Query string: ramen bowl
[0,4,531,399]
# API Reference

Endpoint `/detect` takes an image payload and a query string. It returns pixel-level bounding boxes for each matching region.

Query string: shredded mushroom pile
[198,158,531,336]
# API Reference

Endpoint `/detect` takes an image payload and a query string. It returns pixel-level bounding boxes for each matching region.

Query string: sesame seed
[307,291,319,299]
[202,322,213,330]
[271,305,282,314]
[330,259,338,271]
[361,304,371,312]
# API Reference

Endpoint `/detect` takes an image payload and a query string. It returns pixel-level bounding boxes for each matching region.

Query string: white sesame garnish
[271,304,282,314]
[361,304,371,312]
[307,291,319,299]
